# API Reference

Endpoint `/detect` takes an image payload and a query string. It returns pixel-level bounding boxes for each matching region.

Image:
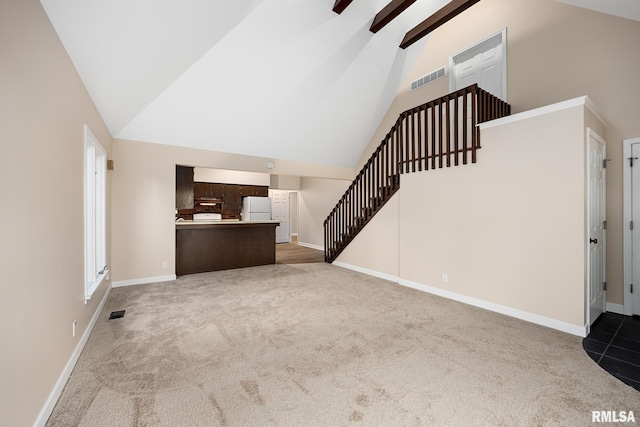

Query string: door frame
[623,137,640,315]
[270,189,291,243]
[586,128,607,331]
[289,191,299,239]
[449,27,507,101]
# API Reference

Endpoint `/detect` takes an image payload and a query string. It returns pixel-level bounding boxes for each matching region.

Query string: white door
[631,142,640,315]
[587,129,606,326]
[450,29,506,100]
[270,190,290,244]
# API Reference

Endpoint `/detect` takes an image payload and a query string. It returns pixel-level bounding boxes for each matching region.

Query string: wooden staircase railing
[324,84,511,263]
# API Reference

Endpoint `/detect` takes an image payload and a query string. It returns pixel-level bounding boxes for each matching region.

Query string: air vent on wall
[410,66,446,91]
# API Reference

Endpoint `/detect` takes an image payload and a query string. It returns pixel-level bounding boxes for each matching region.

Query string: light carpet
[47,263,639,426]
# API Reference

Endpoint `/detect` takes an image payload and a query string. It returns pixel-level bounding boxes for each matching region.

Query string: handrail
[324,84,510,262]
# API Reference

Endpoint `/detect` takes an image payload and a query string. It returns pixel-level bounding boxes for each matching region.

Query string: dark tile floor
[583,312,640,391]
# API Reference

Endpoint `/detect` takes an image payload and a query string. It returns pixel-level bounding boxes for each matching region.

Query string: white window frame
[84,125,107,300]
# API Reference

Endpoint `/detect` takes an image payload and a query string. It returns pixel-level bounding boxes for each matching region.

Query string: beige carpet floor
[47,263,639,426]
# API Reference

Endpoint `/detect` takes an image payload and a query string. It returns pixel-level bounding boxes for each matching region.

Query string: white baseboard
[399,279,588,338]
[112,274,176,288]
[332,261,399,283]
[291,233,298,237]
[297,241,324,251]
[606,302,625,315]
[328,264,586,336]
[34,284,112,427]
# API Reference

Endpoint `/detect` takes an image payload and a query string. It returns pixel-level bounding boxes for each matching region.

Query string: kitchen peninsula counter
[176,220,280,275]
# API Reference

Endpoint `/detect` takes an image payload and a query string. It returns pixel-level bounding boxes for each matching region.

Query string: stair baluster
[323,84,511,263]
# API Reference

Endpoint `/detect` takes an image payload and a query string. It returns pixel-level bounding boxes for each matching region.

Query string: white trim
[584,97,608,126]
[399,278,587,337]
[291,233,298,237]
[84,124,107,301]
[112,274,176,288]
[332,261,399,283]
[449,28,507,101]
[85,269,108,301]
[623,137,640,316]
[586,128,607,329]
[479,96,607,130]
[297,241,324,251]
[33,285,112,427]
[606,302,625,315]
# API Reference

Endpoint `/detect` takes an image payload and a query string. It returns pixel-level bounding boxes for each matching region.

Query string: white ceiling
[40,0,639,169]
[40,0,451,168]
[556,0,640,22]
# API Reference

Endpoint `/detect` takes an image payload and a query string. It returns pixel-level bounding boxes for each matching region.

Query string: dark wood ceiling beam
[400,0,482,49]
[333,0,354,14]
[370,0,418,33]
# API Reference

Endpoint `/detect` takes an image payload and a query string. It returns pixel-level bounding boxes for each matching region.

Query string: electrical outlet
[442,274,448,283]
[72,320,77,338]
[162,261,168,269]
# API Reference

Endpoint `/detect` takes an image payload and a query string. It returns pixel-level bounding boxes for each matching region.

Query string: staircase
[324,84,511,263]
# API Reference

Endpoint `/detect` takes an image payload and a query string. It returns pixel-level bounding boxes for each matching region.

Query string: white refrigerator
[242,196,271,221]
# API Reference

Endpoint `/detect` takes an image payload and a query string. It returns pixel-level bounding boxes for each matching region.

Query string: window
[84,125,107,300]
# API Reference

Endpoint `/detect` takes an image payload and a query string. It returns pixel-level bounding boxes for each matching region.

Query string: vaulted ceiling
[40,0,639,168]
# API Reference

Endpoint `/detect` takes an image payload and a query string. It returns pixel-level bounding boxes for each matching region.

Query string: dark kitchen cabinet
[193,182,205,199]
[239,185,269,197]
[255,186,269,197]
[191,181,267,219]
[223,184,242,210]
[210,183,224,198]
[176,166,194,210]
[194,182,224,199]
[176,222,278,275]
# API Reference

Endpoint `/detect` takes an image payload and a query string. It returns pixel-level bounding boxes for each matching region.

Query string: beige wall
[358,0,640,306]
[112,139,353,282]
[298,177,352,248]
[270,174,301,191]
[193,167,270,186]
[400,105,588,327]
[290,192,299,235]
[335,193,400,278]
[338,102,592,328]
[0,0,113,425]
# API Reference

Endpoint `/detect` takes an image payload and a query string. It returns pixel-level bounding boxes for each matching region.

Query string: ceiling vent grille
[410,66,446,91]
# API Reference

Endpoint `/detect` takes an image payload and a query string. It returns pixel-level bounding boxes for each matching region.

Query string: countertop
[176,219,280,229]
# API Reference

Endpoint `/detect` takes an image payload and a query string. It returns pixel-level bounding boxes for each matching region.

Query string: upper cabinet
[194,182,224,199]
[223,184,242,210]
[239,185,269,197]
[176,166,194,210]
[183,180,269,219]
